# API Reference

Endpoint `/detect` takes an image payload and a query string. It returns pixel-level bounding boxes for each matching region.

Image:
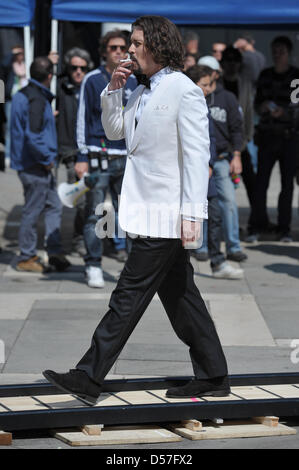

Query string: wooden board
[170,421,297,440]
[261,384,299,399]
[0,406,9,413]
[0,431,12,446]
[34,394,85,409]
[231,386,279,400]
[53,425,182,446]
[114,391,166,405]
[149,389,204,403]
[94,394,129,407]
[0,397,48,412]
[201,393,242,402]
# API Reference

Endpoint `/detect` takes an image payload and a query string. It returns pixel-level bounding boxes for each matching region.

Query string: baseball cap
[197,55,221,71]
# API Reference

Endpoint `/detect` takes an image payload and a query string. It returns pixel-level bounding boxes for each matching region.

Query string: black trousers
[208,196,226,269]
[76,237,228,384]
[249,133,298,233]
[241,147,256,210]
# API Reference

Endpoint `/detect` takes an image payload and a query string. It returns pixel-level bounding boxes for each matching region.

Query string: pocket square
[154,105,169,111]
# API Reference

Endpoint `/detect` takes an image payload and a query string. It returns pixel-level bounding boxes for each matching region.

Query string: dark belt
[88,151,123,161]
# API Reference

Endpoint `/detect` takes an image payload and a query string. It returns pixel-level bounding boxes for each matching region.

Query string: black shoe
[42,369,101,406]
[166,376,230,399]
[48,254,71,272]
[226,251,248,262]
[191,251,209,261]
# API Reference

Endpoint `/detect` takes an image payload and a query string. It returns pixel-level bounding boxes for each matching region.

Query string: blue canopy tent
[51,0,299,25]
[0,0,35,27]
[0,0,36,77]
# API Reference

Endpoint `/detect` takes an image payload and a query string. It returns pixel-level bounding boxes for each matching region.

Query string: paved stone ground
[0,163,299,449]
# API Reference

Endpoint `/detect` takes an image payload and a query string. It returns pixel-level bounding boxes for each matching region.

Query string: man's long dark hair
[132,16,184,71]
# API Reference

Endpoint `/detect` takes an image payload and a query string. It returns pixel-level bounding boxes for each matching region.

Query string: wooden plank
[181,419,202,431]
[114,391,166,405]
[0,430,12,446]
[94,394,129,407]
[0,397,48,412]
[202,393,241,402]
[253,416,279,427]
[34,394,85,409]
[149,389,204,403]
[53,425,182,446]
[231,386,278,400]
[171,421,296,441]
[261,384,299,399]
[81,424,103,436]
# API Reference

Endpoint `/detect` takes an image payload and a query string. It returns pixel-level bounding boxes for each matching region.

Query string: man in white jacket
[43,16,229,405]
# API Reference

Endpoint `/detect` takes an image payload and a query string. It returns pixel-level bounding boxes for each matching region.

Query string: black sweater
[207,82,243,157]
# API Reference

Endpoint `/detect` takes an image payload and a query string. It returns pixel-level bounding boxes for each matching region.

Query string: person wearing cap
[198,55,248,262]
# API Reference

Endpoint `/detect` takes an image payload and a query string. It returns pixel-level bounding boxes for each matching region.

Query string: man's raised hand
[108,60,133,91]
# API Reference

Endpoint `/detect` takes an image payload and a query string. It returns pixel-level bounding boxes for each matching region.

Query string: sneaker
[245,233,259,243]
[86,266,105,288]
[48,254,71,272]
[166,376,230,399]
[279,233,293,243]
[191,251,209,261]
[227,251,248,262]
[212,262,243,279]
[16,256,46,273]
[43,369,101,406]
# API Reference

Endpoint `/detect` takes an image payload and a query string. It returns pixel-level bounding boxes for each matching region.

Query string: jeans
[195,196,226,268]
[66,163,85,239]
[195,219,208,253]
[83,156,126,268]
[18,166,63,260]
[213,159,241,254]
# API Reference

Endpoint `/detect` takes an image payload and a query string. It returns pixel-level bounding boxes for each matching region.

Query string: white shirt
[135,67,173,123]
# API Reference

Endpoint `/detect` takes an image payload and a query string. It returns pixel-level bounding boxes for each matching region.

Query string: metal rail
[0,372,299,397]
[0,373,298,432]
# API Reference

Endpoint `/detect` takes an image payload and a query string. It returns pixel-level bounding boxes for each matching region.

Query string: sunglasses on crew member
[107,45,127,52]
[70,65,88,72]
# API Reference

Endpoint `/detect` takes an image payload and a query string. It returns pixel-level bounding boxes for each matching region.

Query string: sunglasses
[108,45,127,52]
[70,65,88,72]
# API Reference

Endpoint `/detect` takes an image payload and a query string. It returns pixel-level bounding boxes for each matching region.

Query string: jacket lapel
[129,73,178,153]
[125,85,144,151]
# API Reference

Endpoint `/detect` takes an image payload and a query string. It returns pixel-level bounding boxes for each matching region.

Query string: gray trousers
[18,165,63,260]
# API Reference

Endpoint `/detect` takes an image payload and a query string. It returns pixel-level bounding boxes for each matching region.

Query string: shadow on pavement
[264,263,299,279]
[246,243,299,261]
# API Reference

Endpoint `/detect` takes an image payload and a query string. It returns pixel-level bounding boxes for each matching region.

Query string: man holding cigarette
[43,16,229,405]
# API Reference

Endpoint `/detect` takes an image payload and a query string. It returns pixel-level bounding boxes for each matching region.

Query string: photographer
[57,47,93,256]
[249,36,299,242]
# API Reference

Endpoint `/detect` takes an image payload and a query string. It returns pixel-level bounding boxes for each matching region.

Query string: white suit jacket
[101,71,210,238]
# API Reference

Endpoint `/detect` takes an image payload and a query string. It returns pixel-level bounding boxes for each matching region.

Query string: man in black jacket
[57,48,93,255]
[249,36,299,242]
